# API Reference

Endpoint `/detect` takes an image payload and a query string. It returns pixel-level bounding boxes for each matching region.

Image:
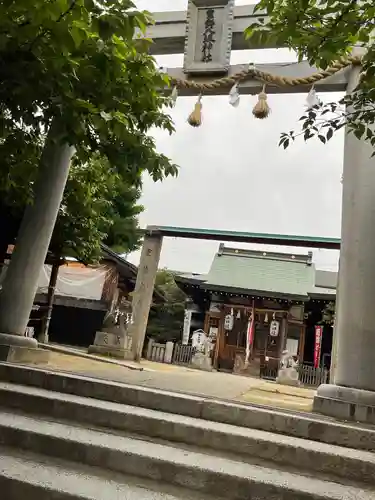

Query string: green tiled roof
[203,247,315,298]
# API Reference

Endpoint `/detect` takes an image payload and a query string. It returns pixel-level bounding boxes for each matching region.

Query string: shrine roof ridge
[217,244,313,264]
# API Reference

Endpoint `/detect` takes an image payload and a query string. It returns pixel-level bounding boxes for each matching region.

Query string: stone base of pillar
[88,330,133,360]
[313,384,375,425]
[276,367,301,387]
[191,352,212,371]
[88,345,134,360]
[0,332,48,364]
[0,332,38,349]
[0,345,49,364]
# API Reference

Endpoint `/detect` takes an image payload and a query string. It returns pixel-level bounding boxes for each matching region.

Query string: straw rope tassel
[253,84,270,119]
[187,95,203,127]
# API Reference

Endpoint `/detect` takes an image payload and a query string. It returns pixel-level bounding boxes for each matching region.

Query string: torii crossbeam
[147,2,350,95]
[148,4,270,55]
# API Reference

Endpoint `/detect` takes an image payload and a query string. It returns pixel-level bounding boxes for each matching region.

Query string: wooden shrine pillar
[130,234,163,362]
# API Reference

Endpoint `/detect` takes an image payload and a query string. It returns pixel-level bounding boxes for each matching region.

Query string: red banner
[314,326,323,368]
[247,314,255,347]
[247,300,255,350]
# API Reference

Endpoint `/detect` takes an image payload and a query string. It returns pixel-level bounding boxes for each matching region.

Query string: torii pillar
[314,61,375,423]
[130,233,163,362]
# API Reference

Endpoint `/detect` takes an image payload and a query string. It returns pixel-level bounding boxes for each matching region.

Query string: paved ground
[27,348,315,412]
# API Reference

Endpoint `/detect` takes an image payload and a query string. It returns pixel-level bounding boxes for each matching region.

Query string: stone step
[0,410,373,500]
[1,362,375,451]
[0,381,375,486]
[0,446,216,500]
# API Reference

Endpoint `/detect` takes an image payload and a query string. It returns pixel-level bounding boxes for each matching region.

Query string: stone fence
[146,339,212,371]
[146,339,328,386]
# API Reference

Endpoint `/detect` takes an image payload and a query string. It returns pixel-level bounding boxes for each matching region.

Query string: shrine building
[175,244,336,379]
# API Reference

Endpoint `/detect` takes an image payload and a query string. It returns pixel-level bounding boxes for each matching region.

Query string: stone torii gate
[130,1,375,424]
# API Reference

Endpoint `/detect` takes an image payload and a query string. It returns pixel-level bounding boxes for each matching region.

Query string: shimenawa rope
[170,55,361,92]
[171,55,362,126]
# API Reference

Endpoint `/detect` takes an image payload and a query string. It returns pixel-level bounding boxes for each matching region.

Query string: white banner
[182,309,192,345]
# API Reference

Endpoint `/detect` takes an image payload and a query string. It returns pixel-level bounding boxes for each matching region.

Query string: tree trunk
[0,118,75,346]
[39,255,62,343]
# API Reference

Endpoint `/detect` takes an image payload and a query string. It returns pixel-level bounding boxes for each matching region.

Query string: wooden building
[0,244,164,347]
[40,245,140,347]
[176,244,336,378]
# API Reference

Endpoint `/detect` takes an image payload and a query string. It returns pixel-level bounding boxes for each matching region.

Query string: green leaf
[318,135,326,144]
[244,0,375,153]
[0,0,178,262]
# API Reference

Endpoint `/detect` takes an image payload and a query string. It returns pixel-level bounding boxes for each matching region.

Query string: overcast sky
[129,0,343,274]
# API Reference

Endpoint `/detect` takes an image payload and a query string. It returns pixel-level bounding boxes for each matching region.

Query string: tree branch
[319,0,358,48]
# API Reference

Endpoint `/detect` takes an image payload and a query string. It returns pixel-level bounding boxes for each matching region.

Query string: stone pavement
[26,349,314,412]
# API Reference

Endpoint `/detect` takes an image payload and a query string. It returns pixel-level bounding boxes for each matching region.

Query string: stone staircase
[0,363,375,500]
